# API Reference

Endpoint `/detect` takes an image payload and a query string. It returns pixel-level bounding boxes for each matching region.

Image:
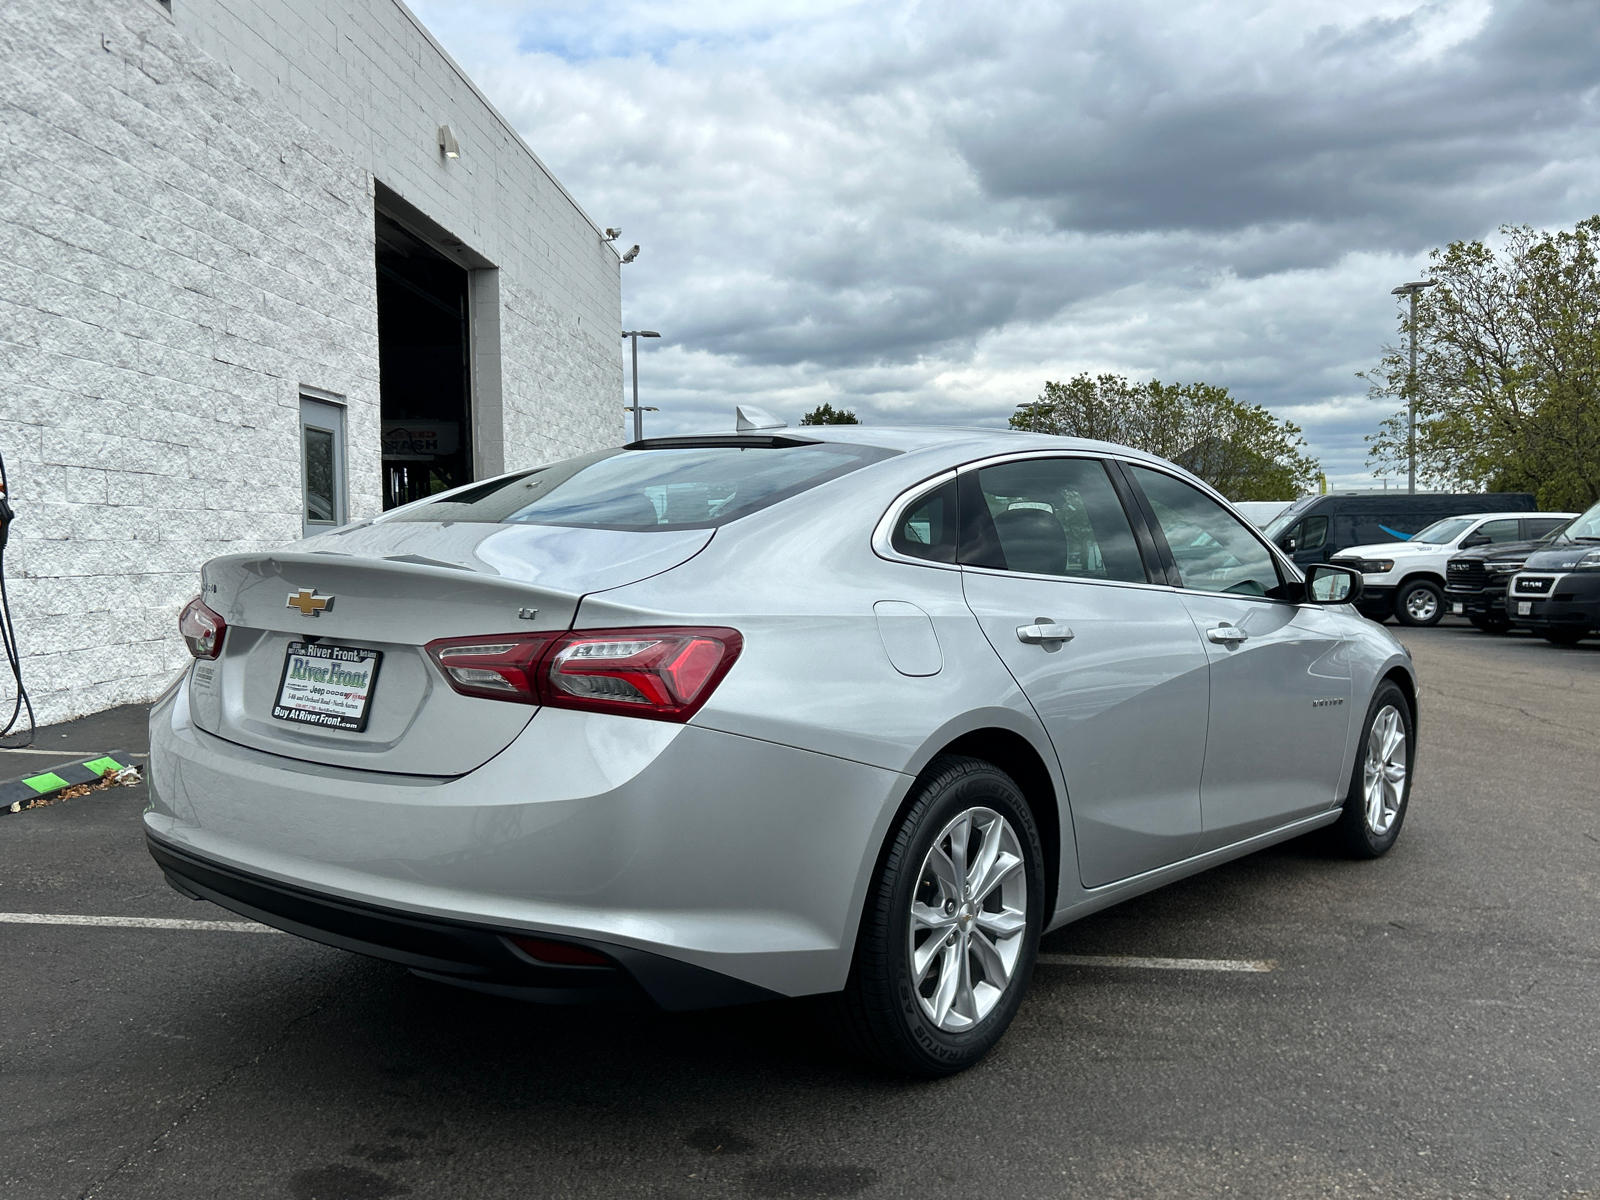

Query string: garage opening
[376,209,472,508]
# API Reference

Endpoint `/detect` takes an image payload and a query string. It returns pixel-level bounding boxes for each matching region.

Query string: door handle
[1017,619,1075,645]
[1207,623,1248,644]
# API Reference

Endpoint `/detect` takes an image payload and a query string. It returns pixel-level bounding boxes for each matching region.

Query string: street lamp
[1390,280,1438,495]
[622,330,661,443]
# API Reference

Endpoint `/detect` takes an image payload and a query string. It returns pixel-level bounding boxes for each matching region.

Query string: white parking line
[0,912,284,934]
[0,915,1276,971]
[1036,953,1275,973]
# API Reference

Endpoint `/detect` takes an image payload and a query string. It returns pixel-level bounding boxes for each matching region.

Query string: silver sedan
[148,421,1416,1076]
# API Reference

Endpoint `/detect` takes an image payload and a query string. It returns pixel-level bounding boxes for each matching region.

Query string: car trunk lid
[188,522,712,775]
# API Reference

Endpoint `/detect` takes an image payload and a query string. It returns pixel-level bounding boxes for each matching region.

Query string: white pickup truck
[1330,511,1575,626]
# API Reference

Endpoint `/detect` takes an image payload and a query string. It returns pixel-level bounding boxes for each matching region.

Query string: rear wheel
[1331,682,1414,859]
[1543,628,1587,646]
[832,756,1043,1077]
[1395,580,1444,627]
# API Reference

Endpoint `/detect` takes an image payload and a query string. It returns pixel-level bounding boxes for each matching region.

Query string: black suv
[1445,518,1573,632]
[1507,499,1600,645]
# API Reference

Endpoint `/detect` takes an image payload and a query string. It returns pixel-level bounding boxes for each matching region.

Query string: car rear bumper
[146,671,909,1004]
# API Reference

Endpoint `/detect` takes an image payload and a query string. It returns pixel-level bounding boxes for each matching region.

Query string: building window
[300,396,347,536]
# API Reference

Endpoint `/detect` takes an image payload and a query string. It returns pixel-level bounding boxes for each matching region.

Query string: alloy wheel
[1404,588,1439,623]
[1362,704,1407,835]
[908,807,1027,1032]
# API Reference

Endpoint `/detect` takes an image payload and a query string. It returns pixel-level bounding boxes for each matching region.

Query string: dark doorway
[376,209,472,508]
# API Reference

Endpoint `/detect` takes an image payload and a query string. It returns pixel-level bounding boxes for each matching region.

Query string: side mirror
[1460,533,1490,548]
[1282,536,1298,554]
[1302,563,1363,606]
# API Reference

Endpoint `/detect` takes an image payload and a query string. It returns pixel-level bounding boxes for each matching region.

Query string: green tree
[1009,373,1319,501]
[799,403,860,425]
[1364,216,1600,509]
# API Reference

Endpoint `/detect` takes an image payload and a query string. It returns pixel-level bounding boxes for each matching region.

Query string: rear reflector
[508,935,611,967]
[425,626,741,723]
[178,596,227,659]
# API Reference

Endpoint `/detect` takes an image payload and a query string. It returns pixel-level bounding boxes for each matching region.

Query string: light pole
[621,330,660,443]
[1390,280,1437,494]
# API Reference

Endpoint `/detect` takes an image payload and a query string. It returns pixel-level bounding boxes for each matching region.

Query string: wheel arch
[1381,664,1419,735]
[922,727,1063,918]
[1397,570,1446,591]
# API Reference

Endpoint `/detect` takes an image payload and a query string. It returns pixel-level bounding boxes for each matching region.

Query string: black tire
[1331,681,1415,859]
[1395,579,1444,627]
[831,755,1044,1077]
[1543,628,1587,645]
[1469,615,1512,634]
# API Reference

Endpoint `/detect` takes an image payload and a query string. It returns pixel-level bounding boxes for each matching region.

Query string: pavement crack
[76,986,335,1200]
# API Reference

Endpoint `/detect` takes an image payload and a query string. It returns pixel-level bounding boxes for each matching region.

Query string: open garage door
[376,208,473,508]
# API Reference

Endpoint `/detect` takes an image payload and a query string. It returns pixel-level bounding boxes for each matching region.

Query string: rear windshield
[385,441,897,530]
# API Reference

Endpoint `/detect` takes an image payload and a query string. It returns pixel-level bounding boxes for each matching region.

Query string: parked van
[1264,493,1536,565]
[1261,492,1539,623]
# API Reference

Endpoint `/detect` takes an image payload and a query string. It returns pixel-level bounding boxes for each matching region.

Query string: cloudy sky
[412,0,1600,486]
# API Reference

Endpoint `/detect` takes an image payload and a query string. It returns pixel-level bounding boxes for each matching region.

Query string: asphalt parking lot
[3,623,1598,1200]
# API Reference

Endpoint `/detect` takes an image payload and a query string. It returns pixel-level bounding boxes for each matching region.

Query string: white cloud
[413,0,1600,489]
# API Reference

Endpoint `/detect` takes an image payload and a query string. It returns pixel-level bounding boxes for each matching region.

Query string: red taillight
[424,626,742,723]
[543,627,742,722]
[423,633,556,704]
[508,935,611,967]
[178,597,226,660]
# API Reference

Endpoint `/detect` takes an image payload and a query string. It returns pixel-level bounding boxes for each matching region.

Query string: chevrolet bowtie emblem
[286,588,334,617]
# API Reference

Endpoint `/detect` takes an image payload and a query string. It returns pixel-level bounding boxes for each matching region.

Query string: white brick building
[1,0,623,725]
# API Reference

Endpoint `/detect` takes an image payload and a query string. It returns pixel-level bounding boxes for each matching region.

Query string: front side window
[386,441,896,529]
[1128,466,1284,598]
[1299,515,1329,550]
[959,458,1146,582]
[1264,497,1317,542]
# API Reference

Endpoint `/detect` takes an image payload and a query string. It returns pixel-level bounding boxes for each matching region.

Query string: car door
[956,456,1212,888]
[1122,465,1354,851]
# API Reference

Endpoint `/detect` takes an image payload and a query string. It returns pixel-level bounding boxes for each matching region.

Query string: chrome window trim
[872,450,1309,607]
[871,469,962,571]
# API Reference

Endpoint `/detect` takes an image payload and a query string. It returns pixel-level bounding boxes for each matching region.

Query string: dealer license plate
[1518,601,1532,616]
[1452,603,1464,614]
[273,641,383,732]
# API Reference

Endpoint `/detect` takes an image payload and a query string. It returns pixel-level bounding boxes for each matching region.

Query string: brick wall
[0,0,620,726]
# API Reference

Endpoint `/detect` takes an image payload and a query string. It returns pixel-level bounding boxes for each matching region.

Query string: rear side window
[386,442,896,529]
[891,480,958,563]
[959,458,1146,582]
[1526,517,1568,539]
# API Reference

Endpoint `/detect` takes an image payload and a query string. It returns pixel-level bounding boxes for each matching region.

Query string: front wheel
[1395,580,1444,627]
[832,756,1044,1077]
[1543,628,1587,646]
[1469,615,1512,634]
[1331,682,1415,859]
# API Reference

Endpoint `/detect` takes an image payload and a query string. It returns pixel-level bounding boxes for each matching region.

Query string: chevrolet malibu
[147,419,1417,1076]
